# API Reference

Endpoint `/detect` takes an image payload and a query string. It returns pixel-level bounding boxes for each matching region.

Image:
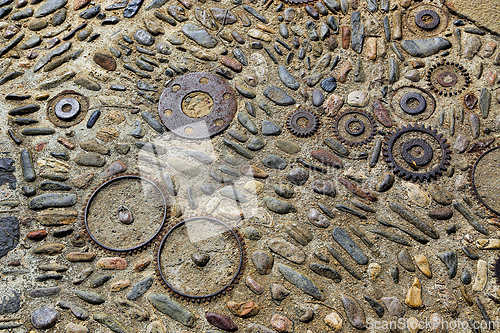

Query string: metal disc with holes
[158,72,237,139]
[470,146,500,216]
[47,90,89,128]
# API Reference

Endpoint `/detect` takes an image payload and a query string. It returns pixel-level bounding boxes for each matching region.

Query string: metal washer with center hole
[47,90,89,128]
[415,9,440,30]
[155,216,246,303]
[158,72,237,139]
[332,110,377,147]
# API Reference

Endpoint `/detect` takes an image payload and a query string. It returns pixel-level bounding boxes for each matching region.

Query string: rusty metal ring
[84,175,169,253]
[156,217,245,302]
[345,118,365,136]
[158,72,237,140]
[415,9,440,30]
[436,70,458,87]
[400,92,427,115]
[401,138,434,167]
[470,146,500,216]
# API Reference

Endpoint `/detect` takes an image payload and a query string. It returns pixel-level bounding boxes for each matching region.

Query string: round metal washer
[400,92,427,115]
[156,216,245,302]
[55,98,80,120]
[84,175,169,253]
[345,118,365,136]
[158,72,237,140]
[47,90,89,128]
[436,70,458,87]
[415,9,440,30]
[401,138,434,167]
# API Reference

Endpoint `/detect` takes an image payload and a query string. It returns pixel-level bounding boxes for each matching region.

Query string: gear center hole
[406,97,420,108]
[296,117,310,128]
[61,103,73,113]
[410,146,425,158]
[421,14,433,24]
[181,91,214,118]
[348,120,361,132]
[442,74,454,84]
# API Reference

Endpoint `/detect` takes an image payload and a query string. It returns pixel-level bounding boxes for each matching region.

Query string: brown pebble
[310,149,343,168]
[67,252,96,262]
[428,207,453,220]
[220,55,242,73]
[96,257,127,269]
[93,53,117,71]
[246,275,264,294]
[227,300,260,318]
[27,229,48,241]
[206,312,238,332]
[57,137,76,150]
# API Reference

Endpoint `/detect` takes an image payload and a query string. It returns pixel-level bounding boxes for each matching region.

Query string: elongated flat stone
[309,262,341,282]
[34,0,67,17]
[263,87,296,106]
[341,294,366,329]
[278,65,300,90]
[269,237,305,264]
[94,312,128,333]
[33,41,71,72]
[147,293,196,327]
[326,244,362,280]
[381,297,405,317]
[29,193,77,210]
[332,227,368,265]
[389,202,439,239]
[401,37,452,57]
[277,263,325,300]
[182,23,218,48]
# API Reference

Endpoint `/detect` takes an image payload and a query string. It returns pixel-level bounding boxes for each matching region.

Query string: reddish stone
[372,99,393,127]
[220,56,242,73]
[341,25,350,49]
[464,93,478,109]
[338,177,378,202]
[74,0,91,10]
[96,257,127,269]
[206,312,238,332]
[310,149,343,168]
[27,229,48,241]
[93,53,117,71]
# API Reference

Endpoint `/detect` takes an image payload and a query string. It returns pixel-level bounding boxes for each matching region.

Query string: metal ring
[415,9,440,30]
[55,98,80,120]
[471,146,500,216]
[400,92,427,115]
[84,175,168,253]
[437,71,458,87]
[401,138,434,167]
[156,217,245,302]
[345,118,365,136]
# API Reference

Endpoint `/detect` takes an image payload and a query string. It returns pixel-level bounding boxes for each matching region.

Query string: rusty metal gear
[286,108,320,137]
[158,72,237,140]
[383,124,451,182]
[47,90,89,128]
[425,60,471,97]
[470,146,500,217]
[83,174,169,254]
[155,216,246,303]
[332,110,377,147]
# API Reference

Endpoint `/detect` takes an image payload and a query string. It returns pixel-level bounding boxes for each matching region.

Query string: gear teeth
[286,108,320,138]
[83,173,170,255]
[155,216,246,303]
[382,124,451,182]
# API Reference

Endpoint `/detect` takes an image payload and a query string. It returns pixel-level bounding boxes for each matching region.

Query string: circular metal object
[401,138,434,166]
[282,0,315,3]
[436,71,458,87]
[158,72,237,139]
[332,110,377,147]
[399,92,427,115]
[286,108,320,137]
[470,146,500,216]
[391,86,436,121]
[406,3,449,36]
[345,118,365,136]
[54,98,80,120]
[84,174,169,253]
[47,90,89,128]
[383,124,451,182]
[415,9,440,30]
[426,60,471,97]
[156,217,246,303]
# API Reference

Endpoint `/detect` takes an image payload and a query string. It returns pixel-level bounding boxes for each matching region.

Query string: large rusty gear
[425,60,471,97]
[470,146,500,217]
[332,110,377,147]
[286,108,320,137]
[155,216,246,303]
[383,124,451,182]
[83,174,170,254]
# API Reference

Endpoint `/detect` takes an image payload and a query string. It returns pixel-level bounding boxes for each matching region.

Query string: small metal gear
[383,124,451,182]
[332,110,377,147]
[286,108,320,137]
[470,146,500,217]
[425,60,471,97]
[83,174,169,254]
[155,216,246,303]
